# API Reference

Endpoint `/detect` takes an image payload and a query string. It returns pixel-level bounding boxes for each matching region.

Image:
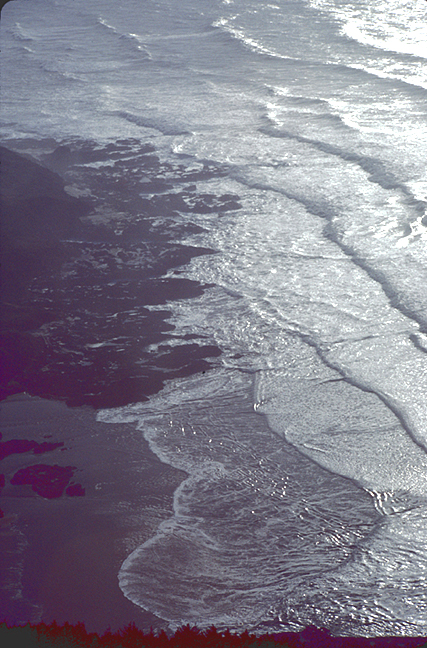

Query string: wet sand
[0,143,222,408]
[0,393,186,634]
[0,141,231,633]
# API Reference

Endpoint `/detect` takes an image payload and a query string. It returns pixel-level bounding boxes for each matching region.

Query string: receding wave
[98,369,381,634]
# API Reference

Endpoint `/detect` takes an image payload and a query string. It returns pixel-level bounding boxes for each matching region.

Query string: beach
[0,393,188,634]
[0,141,222,633]
[2,0,427,635]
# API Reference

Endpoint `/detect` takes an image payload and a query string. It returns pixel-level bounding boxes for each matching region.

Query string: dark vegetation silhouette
[1,621,427,648]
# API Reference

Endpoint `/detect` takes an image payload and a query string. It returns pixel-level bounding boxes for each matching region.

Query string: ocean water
[2,0,427,636]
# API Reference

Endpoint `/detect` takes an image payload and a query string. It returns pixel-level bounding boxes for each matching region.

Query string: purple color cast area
[0,438,64,460]
[10,464,77,499]
[0,474,4,517]
[65,483,85,497]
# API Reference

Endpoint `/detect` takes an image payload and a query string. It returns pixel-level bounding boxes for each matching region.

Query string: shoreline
[0,392,185,635]
[1,138,413,638]
[0,138,229,633]
[0,142,223,408]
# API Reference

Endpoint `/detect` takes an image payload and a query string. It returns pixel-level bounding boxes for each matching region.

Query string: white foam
[212,17,292,60]
[309,0,427,87]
